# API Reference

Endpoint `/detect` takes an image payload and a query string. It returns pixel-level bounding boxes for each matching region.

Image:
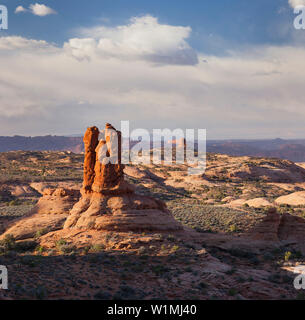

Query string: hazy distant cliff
[1,135,305,162]
[0,135,83,153]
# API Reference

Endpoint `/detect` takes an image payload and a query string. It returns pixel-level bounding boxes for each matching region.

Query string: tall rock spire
[82,126,99,193]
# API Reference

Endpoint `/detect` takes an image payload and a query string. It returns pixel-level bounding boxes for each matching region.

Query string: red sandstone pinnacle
[82,123,132,195]
[83,126,99,193]
[64,123,183,232]
[91,124,126,193]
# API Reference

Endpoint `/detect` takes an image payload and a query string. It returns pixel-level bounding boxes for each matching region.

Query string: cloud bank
[0,15,304,138]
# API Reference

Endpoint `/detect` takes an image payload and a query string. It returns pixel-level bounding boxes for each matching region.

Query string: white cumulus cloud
[289,0,305,7]
[15,6,27,14]
[29,3,56,16]
[65,15,198,65]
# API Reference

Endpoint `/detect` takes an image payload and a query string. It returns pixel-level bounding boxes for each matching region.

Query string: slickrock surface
[64,124,182,232]
[228,198,273,208]
[275,191,305,206]
[0,188,79,240]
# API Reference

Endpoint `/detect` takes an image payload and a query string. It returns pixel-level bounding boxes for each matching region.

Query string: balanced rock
[64,124,182,232]
[1,188,79,240]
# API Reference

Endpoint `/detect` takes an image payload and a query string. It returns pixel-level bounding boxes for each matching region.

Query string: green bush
[284,251,292,262]
[0,234,16,253]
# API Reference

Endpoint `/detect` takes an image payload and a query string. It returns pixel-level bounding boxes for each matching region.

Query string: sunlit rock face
[64,123,182,232]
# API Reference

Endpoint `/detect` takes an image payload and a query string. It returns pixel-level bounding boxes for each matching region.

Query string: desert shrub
[8,199,23,206]
[34,228,49,239]
[36,245,46,254]
[151,265,170,276]
[58,244,75,254]
[0,234,18,254]
[171,245,180,253]
[0,235,38,254]
[167,234,176,242]
[228,288,238,296]
[56,238,67,247]
[284,251,292,262]
[90,244,105,253]
[229,225,238,233]
[56,238,75,254]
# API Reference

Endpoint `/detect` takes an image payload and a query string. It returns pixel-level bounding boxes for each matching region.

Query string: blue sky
[0,0,304,138]
[1,0,297,52]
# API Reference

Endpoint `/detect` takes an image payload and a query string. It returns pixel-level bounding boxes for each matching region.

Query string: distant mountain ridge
[207,139,305,162]
[1,135,305,162]
[0,135,84,153]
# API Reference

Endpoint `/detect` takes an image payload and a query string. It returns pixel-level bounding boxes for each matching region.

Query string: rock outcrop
[83,126,99,193]
[0,188,79,240]
[249,208,305,243]
[64,124,182,232]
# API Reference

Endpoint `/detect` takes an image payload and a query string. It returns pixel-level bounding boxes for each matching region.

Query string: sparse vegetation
[0,150,304,300]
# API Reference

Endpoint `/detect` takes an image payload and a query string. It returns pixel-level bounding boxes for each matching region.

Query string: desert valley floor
[1,150,305,299]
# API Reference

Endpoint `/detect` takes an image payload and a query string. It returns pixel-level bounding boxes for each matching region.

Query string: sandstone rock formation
[228,197,273,208]
[64,124,182,232]
[0,188,79,240]
[83,126,99,193]
[249,208,305,244]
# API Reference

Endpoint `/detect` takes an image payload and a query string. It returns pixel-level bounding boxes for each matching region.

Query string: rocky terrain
[1,126,305,300]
